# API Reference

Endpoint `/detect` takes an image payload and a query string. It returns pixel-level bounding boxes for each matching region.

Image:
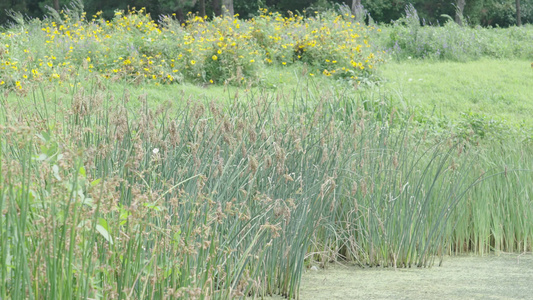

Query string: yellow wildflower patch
[0,7,382,87]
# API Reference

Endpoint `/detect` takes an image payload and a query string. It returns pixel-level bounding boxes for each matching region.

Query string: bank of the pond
[268,254,533,299]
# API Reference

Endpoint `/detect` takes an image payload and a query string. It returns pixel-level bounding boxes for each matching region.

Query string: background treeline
[1,0,531,27]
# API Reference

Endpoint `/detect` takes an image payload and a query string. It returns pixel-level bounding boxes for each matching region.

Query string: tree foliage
[1,0,531,27]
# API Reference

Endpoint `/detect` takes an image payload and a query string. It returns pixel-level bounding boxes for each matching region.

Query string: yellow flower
[212,55,218,61]
[191,60,196,65]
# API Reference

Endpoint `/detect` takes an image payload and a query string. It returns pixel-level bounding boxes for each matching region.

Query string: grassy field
[377,59,533,127]
[1,4,533,300]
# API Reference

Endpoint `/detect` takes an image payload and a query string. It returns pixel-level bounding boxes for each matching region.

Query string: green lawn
[6,59,531,132]
[3,64,345,115]
[376,59,533,127]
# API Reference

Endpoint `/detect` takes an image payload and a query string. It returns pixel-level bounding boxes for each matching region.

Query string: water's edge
[267,254,533,299]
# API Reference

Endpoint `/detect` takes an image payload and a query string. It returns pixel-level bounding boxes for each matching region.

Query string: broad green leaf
[96,224,113,245]
[36,133,47,142]
[119,208,130,226]
[143,202,161,211]
[98,218,109,230]
[82,197,93,207]
[90,178,102,187]
[173,229,182,243]
[79,166,86,177]
[28,189,38,201]
[36,153,48,161]
[52,165,61,181]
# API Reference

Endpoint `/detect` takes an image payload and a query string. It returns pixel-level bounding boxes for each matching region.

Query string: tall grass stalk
[0,82,532,299]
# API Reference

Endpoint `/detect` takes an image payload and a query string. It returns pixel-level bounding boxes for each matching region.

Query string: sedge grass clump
[445,139,533,256]
[1,79,533,299]
[1,83,362,298]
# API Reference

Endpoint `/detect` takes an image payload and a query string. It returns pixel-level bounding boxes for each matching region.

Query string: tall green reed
[1,81,532,299]
[447,140,533,256]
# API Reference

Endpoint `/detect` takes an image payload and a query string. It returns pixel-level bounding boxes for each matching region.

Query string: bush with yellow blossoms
[0,4,383,91]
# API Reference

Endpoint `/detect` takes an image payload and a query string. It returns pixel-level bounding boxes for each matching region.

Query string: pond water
[270,253,533,299]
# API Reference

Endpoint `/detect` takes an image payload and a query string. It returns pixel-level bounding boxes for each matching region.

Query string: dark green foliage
[266,0,317,13]
[1,0,531,27]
